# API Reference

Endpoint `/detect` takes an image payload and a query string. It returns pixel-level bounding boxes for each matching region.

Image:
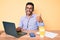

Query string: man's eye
[26,7,29,9]
[26,7,32,9]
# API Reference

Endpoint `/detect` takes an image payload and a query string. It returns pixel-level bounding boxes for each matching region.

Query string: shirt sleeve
[19,17,23,28]
[36,22,44,27]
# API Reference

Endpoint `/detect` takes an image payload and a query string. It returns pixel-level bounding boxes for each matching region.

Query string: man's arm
[16,17,23,32]
[36,16,44,28]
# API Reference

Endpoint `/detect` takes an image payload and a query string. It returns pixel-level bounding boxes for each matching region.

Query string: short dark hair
[26,2,34,11]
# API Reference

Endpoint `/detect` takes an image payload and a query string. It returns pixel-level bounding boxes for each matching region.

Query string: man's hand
[36,16,43,23]
[16,27,22,32]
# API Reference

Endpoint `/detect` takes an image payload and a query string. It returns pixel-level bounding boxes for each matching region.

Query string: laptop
[2,21,27,38]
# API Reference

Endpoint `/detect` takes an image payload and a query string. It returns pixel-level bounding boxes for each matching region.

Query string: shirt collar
[25,14,35,18]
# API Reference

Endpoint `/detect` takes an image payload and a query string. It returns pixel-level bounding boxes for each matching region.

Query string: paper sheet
[36,31,58,38]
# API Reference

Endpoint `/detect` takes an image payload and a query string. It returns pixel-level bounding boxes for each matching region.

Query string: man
[16,2,44,31]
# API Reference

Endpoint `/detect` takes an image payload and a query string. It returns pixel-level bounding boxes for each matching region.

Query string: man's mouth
[27,11,30,13]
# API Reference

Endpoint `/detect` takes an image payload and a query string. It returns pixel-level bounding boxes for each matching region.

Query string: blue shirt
[19,14,44,30]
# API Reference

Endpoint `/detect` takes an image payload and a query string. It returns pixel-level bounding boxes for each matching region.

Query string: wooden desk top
[0,30,60,40]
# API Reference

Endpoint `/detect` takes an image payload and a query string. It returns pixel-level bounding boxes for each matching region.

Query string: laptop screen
[3,21,18,37]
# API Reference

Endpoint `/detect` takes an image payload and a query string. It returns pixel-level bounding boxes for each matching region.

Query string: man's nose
[27,8,30,11]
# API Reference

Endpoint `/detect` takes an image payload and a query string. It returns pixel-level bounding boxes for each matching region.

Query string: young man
[16,2,44,31]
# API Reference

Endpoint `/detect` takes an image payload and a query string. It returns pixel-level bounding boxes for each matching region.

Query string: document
[36,31,58,38]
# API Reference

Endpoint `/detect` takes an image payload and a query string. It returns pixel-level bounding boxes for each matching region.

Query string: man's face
[25,5,33,15]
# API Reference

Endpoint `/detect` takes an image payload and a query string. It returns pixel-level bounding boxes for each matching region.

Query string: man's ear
[36,16,43,23]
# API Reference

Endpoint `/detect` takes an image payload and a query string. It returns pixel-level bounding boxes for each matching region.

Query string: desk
[0,30,60,40]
